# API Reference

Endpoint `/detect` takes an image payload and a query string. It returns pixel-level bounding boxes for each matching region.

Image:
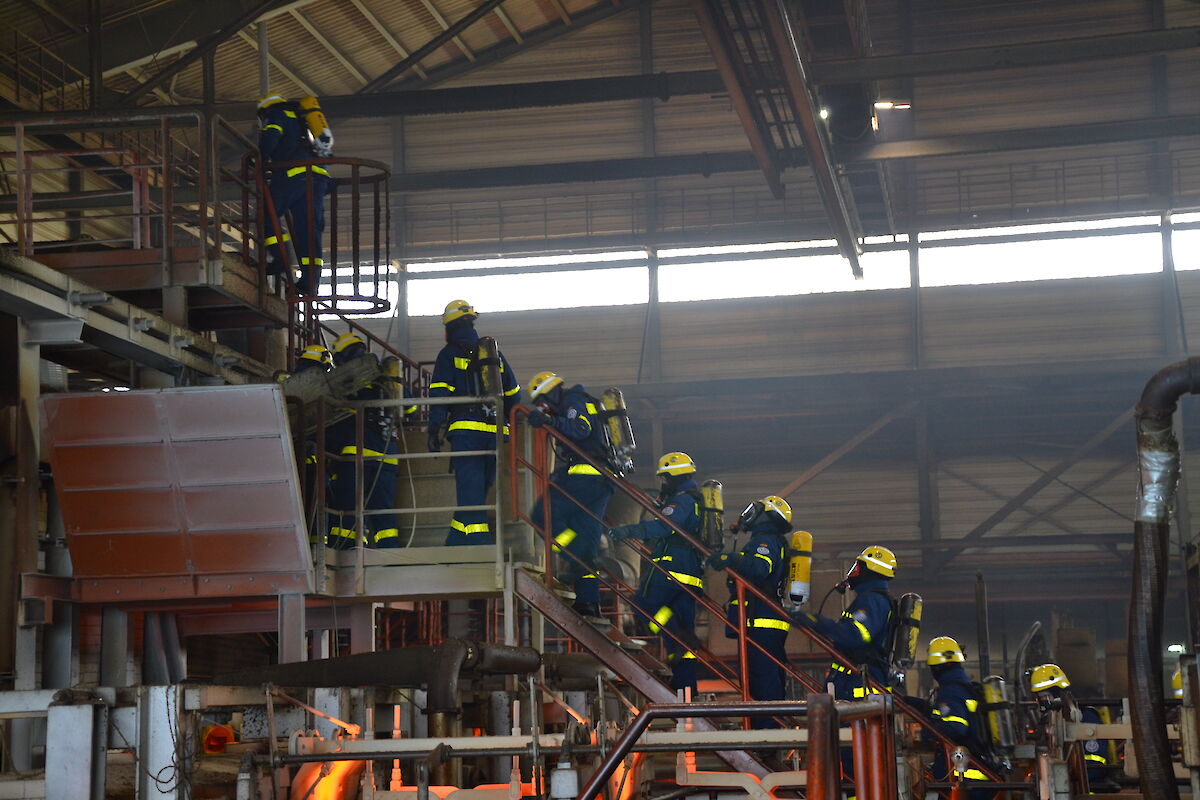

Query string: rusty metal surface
[41,384,313,603]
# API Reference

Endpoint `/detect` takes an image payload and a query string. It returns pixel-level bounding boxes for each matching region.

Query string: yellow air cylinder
[600,387,636,475]
[891,592,923,669]
[786,530,813,609]
[699,479,725,551]
[298,95,334,157]
[982,674,1017,752]
[476,336,502,398]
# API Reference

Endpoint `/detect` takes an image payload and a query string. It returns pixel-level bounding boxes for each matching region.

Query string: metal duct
[1129,358,1200,800]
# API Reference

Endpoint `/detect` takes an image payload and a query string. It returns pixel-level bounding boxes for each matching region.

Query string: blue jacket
[813,576,893,697]
[428,323,521,438]
[626,478,704,588]
[725,521,789,622]
[929,665,985,748]
[259,102,312,164]
[545,385,607,469]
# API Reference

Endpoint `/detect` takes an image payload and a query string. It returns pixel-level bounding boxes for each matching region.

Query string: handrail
[508,403,1004,782]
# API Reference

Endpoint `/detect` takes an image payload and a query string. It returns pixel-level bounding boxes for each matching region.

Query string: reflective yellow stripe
[262,123,283,133]
[852,619,872,643]
[373,528,399,542]
[831,662,854,674]
[1084,754,1107,764]
[852,686,893,698]
[286,165,331,178]
[340,445,399,465]
[405,405,418,415]
[585,403,598,414]
[264,233,291,246]
[965,699,979,712]
[284,110,297,118]
[668,571,704,588]
[963,770,989,780]
[748,618,790,631]
[505,384,521,396]
[653,555,674,562]
[329,527,357,540]
[454,357,470,369]
[940,715,969,727]
[299,257,325,266]
[568,464,602,476]
[450,519,490,534]
[650,605,673,633]
[553,528,577,551]
[681,651,697,659]
[305,455,317,464]
[754,552,774,568]
[430,382,455,392]
[449,420,510,435]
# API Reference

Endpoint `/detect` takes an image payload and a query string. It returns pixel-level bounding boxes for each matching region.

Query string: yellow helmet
[657,451,696,476]
[257,93,287,110]
[332,332,365,354]
[1174,666,1184,699]
[529,371,563,401]
[299,344,331,365]
[442,299,477,325]
[1030,663,1070,692]
[927,636,965,666]
[761,495,792,525]
[857,545,897,578]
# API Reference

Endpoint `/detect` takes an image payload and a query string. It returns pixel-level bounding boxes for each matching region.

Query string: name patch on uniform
[852,609,868,622]
[757,545,770,554]
[663,505,675,516]
[1084,740,1100,753]
[939,703,951,716]
[567,408,578,419]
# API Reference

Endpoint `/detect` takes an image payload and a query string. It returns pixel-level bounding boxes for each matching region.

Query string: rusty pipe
[807,693,839,800]
[577,697,889,800]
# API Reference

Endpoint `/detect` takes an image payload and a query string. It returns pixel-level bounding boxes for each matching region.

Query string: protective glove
[426,430,443,452]
[791,611,818,628]
[607,524,640,542]
[528,409,550,428]
[706,552,732,571]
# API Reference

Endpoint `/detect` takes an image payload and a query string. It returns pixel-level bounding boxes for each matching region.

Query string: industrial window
[1173,212,1200,271]
[406,266,649,315]
[657,248,910,302]
[918,231,1162,288]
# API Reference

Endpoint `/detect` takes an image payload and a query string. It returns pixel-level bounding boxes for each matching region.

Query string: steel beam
[690,0,784,199]
[418,0,477,62]
[290,9,367,85]
[360,0,509,92]
[808,25,1200,84]
[236,29,317,97]
[761,0,863,276]
[776,400,918,499]
[388,0,651,90]
[117,0,296,106]
[928,408,1134,571]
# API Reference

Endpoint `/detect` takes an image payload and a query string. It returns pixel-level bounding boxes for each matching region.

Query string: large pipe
[1130,357,1200,800]
[213,640,541,708]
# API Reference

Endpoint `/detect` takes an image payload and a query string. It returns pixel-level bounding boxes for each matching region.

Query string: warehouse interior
[1,0,1199,797]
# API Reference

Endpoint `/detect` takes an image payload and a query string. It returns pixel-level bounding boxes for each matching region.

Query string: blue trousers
[268,173,330,295]
[635,580,698,693]
[445,430,497,546]
[328,441,399,548]
[747,626,788,729]
[532,472,613,605]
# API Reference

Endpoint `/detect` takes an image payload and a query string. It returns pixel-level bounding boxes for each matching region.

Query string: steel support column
[279,593,307,663]
[760,0,863,275]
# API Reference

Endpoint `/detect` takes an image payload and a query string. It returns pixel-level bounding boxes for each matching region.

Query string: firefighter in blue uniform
[257,93,333,295]
[426,300,521,546]
[527,371,614,625]
[608,452,705,694]
[708,495,793,728]
[917,636,991,794]
[326,333,399,548]
[794,545,897,700]
[1029,663,1112,791]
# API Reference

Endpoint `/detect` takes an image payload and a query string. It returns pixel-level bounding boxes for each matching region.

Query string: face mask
[837,560,865,594]
[736,501,763,531]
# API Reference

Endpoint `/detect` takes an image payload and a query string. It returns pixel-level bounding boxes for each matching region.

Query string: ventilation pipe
[1129,358,1200,800]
